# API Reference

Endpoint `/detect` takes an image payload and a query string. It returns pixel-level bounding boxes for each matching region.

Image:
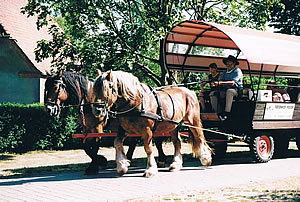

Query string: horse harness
[45,78,107,131]
[99,87,184,133]
[45,78,183,133]
[44,79,66,116]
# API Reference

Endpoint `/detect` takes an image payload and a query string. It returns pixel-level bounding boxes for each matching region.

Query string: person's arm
[212,68,242,87]
[211,80,235,87]
[200,75,210,92]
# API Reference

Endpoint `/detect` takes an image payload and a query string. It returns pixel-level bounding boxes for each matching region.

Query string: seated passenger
[266,80,291,102]
[210,55,243,120]
[198,63,221,112]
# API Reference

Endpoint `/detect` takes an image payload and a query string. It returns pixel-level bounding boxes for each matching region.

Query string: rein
[49,79,207,123]
[102,80,205,121]
[60,80,206,110]
[45,77,108,127]
[155,80,206,90]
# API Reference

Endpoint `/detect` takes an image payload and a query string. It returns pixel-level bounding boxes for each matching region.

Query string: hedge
[0,103,83,153]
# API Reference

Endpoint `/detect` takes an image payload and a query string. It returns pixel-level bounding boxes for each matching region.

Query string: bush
[0,103,82,153]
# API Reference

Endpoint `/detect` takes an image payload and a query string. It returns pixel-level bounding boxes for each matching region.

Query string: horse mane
[62,71,90,105]
[45,71,90,105]
[94,70,144,102]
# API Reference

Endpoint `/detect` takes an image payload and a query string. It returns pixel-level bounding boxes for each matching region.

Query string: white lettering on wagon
[264,103,295,120]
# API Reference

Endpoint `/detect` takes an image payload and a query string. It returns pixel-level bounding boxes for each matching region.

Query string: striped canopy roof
[164,21,300,77]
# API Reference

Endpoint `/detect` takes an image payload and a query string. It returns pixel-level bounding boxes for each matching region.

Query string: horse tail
[186,111,212,166]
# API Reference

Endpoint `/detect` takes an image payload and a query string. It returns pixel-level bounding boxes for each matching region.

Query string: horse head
[92,69,118,117]
[44,70,68,116]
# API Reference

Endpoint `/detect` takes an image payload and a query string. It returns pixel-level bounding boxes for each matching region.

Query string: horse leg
[169,130,183,172]
[189,124,212,166]
[84,137,107,175]
[142,130,158,178]
[154,137,167,168]
[126,137,137,161]
[115,128,130,176]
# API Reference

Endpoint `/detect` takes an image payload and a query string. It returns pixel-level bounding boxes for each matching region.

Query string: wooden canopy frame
[164,21,300,77]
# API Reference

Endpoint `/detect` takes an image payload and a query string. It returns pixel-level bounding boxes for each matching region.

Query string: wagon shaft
[72,132,190,138]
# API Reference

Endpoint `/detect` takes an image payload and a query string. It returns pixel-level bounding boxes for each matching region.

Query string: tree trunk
[159,39,171,86]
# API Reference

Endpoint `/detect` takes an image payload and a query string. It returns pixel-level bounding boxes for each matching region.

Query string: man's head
[223,55,239,71]
[209,63,217,74]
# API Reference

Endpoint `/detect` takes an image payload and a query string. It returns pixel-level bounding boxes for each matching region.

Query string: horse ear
[41,70,50,79]
[107,70,113,81]
[96,69,102,76]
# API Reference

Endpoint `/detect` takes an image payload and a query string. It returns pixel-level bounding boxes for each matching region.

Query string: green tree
[22,0,279,86]
[269,0,300,35]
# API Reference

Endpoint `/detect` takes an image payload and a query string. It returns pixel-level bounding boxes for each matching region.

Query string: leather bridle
[44,79,66,116]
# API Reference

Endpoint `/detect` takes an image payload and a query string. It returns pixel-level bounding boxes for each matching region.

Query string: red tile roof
[0,0,53,76]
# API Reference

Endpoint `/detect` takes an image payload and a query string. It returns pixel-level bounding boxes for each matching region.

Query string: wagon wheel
[273,135,290,158]
[250,133,274,163]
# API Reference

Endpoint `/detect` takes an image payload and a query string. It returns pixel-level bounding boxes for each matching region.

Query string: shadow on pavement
[0,154,14,161]
[0,149,299,186]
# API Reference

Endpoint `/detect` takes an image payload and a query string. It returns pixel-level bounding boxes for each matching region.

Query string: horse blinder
[44,79,66,116]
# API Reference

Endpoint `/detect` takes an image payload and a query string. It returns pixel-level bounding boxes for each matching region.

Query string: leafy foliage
[22,0,280,86]
[269,0,300,35]
[0,103,82,153]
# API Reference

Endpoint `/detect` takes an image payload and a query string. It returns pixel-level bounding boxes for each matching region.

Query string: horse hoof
[143,171,156,178]
[168,163,182,172]
[118,167,128,174]
[200,157,212,166]
[169,167,179,172]
[116,159,130,176]
[117,170,126,176]
[117,166,128,176]
[143,168,158,178]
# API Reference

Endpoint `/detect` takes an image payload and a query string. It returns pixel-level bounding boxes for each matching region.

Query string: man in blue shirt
[210,55,243,120]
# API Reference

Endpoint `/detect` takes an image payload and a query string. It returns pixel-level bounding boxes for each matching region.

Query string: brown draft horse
[44,70,168,175]
[44,70,107,175]
[92,70,212,177]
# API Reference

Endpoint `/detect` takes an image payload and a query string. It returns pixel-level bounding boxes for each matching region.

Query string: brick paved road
[0,157,299,201]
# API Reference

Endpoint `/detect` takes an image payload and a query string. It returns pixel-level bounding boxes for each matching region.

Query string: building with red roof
[0,0,52,103]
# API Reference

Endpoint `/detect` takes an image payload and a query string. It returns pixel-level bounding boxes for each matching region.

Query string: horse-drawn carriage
[164,20,300,162]
[45,20,300,177]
